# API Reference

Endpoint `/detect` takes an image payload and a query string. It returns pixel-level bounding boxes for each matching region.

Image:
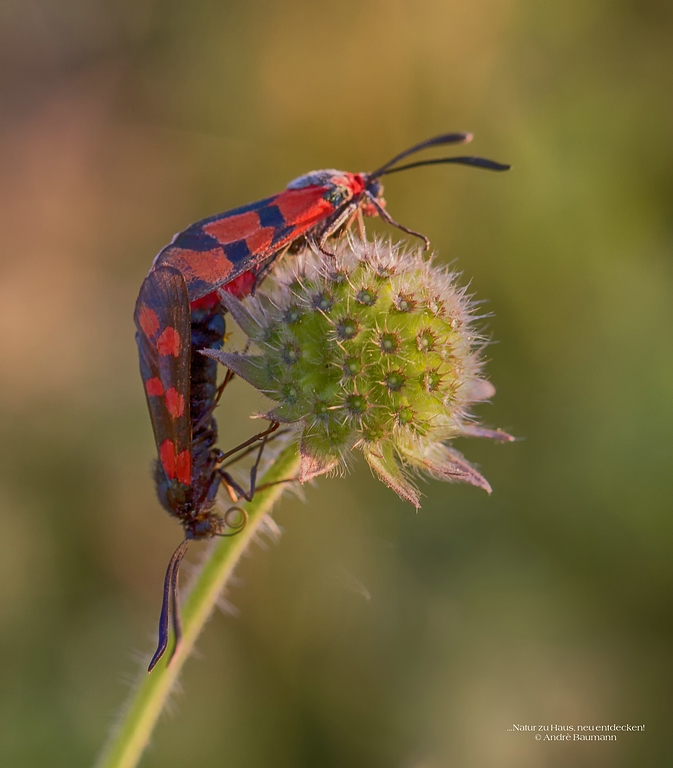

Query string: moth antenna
[166,539,190,666]
[148,539,190,673]
[377,155,511,177]
[217,506,248,536]
[369,133,473,179]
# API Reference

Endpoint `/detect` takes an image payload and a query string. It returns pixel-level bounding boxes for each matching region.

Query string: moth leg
[218,422,280,503]
[218,427,292,470]
[308,232,335,259]
[315,202,359,257]
[221,472,298,504]
[218,422,280,465]
[251,475,300,494]
[356,207,366,241]
[339,206,360,237]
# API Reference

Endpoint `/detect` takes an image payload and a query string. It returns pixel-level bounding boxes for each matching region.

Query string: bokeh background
[1,1,672,766]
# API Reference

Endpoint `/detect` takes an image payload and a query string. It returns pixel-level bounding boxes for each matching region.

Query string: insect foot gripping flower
[204,238,514,508]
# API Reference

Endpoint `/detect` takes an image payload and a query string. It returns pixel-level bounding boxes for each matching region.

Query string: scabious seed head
[210,238,513,508]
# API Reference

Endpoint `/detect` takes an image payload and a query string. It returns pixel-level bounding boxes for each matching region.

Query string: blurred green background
[1,1,672,766]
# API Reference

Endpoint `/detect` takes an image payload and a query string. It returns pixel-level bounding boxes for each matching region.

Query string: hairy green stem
[96,443,300,768]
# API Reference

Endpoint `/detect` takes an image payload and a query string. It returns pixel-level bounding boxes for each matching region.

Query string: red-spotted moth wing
[134,265,192,487]
[153,185,338,302]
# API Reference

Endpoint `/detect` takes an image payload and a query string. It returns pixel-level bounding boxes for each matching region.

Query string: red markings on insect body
[176,450,191,485]
[138,305,160,338]
[156,326,181,356]
[244,227,275,255]
[203,210,261,242]
[145,377,164,396]
[348,173,366,196]
[189,291,220,310]
[159,439,191,485]
[191,272,256,307]
[165,387,185,418]
[275,187,335,226]
[203,212,275,256]
[169,247,234,285]
[159,439,176,479]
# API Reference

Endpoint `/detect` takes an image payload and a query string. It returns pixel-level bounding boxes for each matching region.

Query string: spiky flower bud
[207,239,512,508]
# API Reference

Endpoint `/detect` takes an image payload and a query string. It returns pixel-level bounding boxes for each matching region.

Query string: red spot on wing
[138,305,160,337]
[275,188,334,226]
[191,271,258,307]
[221,270,256,299]
[160,439,176,480]
[203,211,261,243]
[244,227,275,254]
[176,450,191,485]
[156,326,181,356]
[165,387,185,418]
[168,247,234,285]
[145,377,164,396]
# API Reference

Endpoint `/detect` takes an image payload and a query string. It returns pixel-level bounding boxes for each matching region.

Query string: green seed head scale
[216,239,513,507]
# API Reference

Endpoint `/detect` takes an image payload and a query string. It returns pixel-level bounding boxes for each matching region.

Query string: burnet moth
[134,133,509,671]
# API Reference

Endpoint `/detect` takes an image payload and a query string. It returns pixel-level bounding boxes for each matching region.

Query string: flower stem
[96,443,300,768]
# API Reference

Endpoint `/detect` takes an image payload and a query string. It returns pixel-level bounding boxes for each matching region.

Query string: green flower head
[206,238,512,508]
